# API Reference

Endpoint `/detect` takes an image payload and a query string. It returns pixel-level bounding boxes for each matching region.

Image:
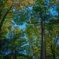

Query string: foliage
[0,0,59,59]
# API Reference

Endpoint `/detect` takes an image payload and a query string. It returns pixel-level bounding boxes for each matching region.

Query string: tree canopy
[0,0,59,59]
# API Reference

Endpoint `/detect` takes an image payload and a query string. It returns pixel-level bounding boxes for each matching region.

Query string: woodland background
[0,0,59,59]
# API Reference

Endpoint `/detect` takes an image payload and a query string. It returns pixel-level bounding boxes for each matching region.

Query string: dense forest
[0,0,59,59]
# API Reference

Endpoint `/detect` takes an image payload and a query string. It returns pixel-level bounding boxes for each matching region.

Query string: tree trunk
[41,19,46,59]
[51,44,56,59]
[50,33,56,59]
[14,50,17,59]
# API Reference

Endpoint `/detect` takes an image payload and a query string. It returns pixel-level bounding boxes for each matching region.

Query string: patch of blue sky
[28,6,33,10]
[20,22,27,29]
[11,20,27,29]
[19,50,28,55]
[49,6,58,16]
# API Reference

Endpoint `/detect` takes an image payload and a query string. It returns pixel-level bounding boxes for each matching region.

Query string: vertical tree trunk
[14,50,17,59]
[50,36,56,59]
[51,44,56,59]
[50,32,56,59]
[41,19,46,59]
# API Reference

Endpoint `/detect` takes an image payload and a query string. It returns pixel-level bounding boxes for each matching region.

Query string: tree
[0,0,59,59]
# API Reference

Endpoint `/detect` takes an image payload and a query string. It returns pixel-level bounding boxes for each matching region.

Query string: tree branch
[0,5,12,31]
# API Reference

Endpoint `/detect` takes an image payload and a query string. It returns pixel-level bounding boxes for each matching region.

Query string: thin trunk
[51,44,56,59]
[14,50,17,59]
[41,19,46,59]
[50,32,56,59]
